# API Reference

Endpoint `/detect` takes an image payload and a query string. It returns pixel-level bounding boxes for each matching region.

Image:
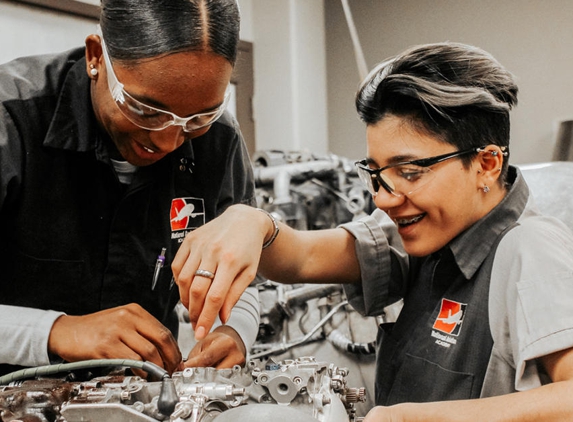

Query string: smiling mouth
[395,214,425,227]
[135,140,157,154]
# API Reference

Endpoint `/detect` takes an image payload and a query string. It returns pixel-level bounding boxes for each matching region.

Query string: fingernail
[195,325,206,340]
[219,310,228,324]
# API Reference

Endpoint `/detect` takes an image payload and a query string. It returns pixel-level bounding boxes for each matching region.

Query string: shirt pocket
[386,353,476,404]
[7,248,86,312]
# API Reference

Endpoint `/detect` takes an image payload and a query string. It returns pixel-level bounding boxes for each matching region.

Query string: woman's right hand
[47,303,183,375]
[171,204,271,340]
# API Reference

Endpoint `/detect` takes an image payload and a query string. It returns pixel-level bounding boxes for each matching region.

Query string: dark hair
[100,0,240,65]
[355,42,518,182]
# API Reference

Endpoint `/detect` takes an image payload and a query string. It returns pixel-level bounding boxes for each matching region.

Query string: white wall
[0,1,96,64]
[250,0,328,154]
[237,0,254,42]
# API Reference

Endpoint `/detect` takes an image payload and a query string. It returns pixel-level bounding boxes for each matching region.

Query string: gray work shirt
[341,166,573,400]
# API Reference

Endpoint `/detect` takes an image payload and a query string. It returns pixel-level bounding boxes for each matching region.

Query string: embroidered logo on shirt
[433,298,466,336]
[170,197,205,235]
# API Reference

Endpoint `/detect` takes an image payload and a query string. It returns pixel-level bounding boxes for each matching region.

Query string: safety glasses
[355,146,487,197]
[97,26,230,133]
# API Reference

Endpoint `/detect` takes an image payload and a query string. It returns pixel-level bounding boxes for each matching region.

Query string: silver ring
[194,269,215,279]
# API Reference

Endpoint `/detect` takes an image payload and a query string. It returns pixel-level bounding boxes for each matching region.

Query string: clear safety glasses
[355,146,487,197]
[97,26,230,133]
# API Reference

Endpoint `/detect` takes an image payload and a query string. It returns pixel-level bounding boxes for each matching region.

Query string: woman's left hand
[184,325,246,369]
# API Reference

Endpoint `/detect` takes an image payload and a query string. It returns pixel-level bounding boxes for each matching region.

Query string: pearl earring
[483,185,490,193]
[89,64,98,76]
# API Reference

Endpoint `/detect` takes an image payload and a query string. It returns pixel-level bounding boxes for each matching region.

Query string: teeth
[142,146,155,153]
[396,214,424,225]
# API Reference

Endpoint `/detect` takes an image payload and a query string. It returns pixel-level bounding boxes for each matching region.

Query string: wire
[340,0,369,81]
[250,300,348,359]
[0,359,168,385]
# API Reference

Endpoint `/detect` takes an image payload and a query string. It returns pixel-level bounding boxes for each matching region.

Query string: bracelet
[257,208,280,249]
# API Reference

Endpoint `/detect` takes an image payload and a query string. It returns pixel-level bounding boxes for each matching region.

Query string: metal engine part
[252,149,375,230]
[0,357,365,422]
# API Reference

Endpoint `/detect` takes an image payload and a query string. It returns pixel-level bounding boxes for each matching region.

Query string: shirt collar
[43,54,98,153]
[448,165,529,280]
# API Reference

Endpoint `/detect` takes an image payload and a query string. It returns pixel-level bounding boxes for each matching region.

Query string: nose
[372,187,406,210]
[149,125,186,154]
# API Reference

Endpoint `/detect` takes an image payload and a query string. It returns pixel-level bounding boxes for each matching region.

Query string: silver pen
[151,247,166,291]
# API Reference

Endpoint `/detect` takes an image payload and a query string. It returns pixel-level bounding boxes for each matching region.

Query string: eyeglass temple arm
[96,25,126,104]
[413,146,485,167]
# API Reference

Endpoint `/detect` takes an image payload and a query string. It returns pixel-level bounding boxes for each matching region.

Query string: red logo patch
[170,197,205,231]
[433,298,466,336]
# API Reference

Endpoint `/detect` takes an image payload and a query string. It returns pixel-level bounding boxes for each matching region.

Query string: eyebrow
[125,90,170,110]
[364,153,420,168]
[122,85,225,116]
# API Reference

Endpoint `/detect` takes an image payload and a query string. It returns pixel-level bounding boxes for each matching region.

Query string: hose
[0,359,168,385]
[327,329,376,355]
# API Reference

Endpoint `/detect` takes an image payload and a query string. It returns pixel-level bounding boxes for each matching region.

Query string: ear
[84,34,103,79]
[476,145,505,188]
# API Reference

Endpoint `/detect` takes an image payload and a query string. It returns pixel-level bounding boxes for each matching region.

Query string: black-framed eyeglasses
[355,146,487,197]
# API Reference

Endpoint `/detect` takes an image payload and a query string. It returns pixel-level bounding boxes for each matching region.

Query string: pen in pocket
[151,247,166,291]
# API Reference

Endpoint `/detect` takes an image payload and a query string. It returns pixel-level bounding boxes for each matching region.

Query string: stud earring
[483,185,490,193]
[89,64,98,76]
